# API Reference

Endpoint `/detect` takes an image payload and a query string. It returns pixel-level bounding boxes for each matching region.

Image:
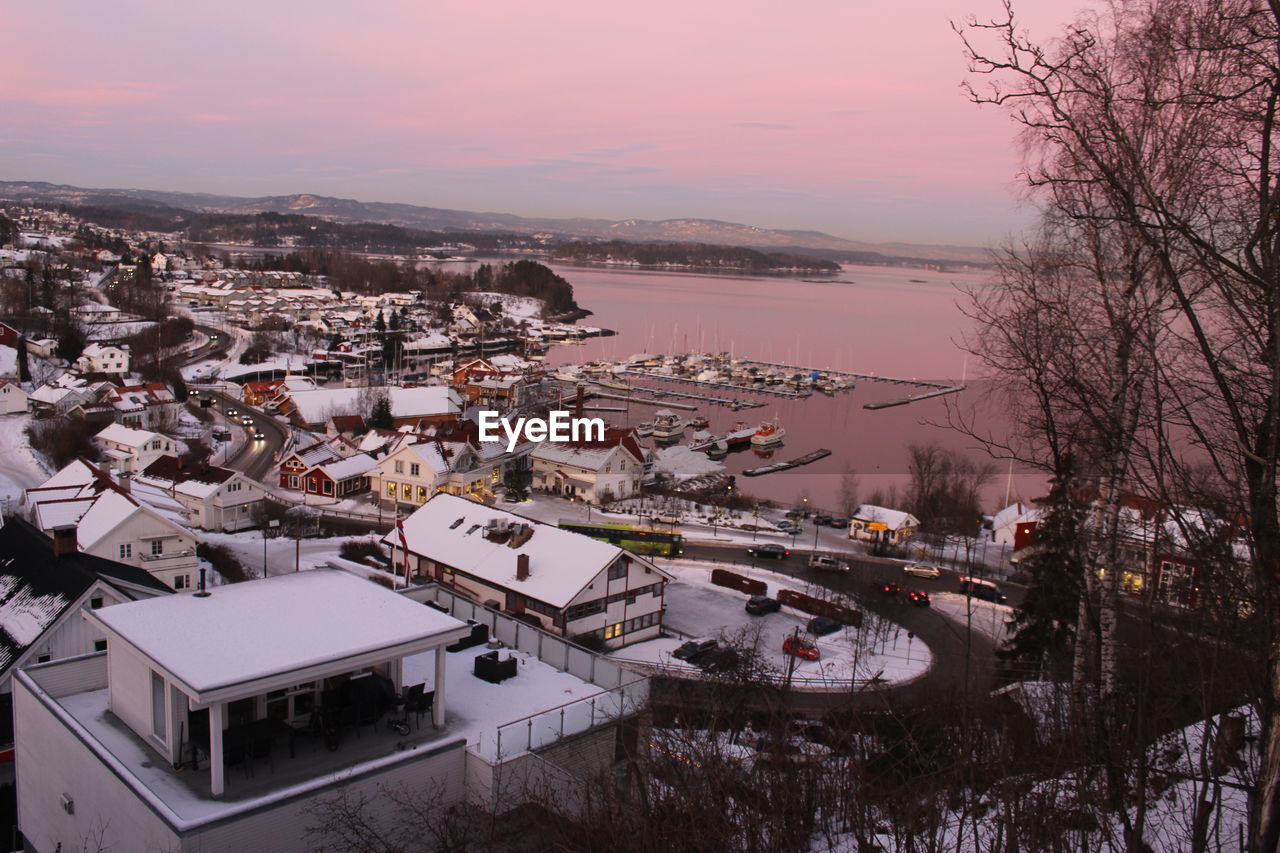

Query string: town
[0,194,1255,852]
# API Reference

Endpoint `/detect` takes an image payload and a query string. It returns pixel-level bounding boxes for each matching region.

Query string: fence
[494,677,649,760]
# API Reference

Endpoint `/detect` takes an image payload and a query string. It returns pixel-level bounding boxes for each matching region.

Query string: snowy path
[0,414,51,509]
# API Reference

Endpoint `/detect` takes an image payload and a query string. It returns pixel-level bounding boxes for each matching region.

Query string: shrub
[197,542,250,584]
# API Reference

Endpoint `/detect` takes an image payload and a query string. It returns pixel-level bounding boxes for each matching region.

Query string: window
[603,623,622,640]
[151,670,167,740]
[409,463,420,477]
[94,640,107,652]
[608,561,627,581]
[90,596,103,610]
[322,480,333,495]
[394,460,404,474]
[386,481,397,497]
[119,543,132,559]
[36,654,50,664]
[491,468,500,484]
[289,475,300,489]
[402,483,412,500]
[151,540,164,556]
[174,574,190,590]
[416,485,428,502]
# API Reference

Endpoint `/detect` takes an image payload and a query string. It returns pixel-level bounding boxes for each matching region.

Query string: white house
[386,493,674,648]
[14,571,475,852]
[135,456,266,532]
[25,460,201,591]
[0,518,171,775]
[0,381,28,414]
[529,429,645,504]
[75,342,130,375]
[92,423,176,475]
[849,504,920,546]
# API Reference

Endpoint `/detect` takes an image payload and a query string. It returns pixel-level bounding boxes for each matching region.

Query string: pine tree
[999,460,1088,678]
[369,395,393,430]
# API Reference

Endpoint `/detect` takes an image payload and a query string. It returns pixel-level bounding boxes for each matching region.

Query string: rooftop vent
[516,553,530,581]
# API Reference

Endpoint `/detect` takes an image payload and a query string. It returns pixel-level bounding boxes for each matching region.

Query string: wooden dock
[741,448,832,477]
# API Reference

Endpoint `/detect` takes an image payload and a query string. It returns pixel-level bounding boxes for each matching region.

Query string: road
[190,389,289,481]
[648,541,1015,712]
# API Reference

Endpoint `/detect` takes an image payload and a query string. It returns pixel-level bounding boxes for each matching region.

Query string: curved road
[655,542,1015,712]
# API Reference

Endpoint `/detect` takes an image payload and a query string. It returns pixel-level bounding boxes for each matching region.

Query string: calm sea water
[535,263,1045,516]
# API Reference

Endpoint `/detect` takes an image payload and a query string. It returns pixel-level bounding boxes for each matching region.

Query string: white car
[903,564,942,579]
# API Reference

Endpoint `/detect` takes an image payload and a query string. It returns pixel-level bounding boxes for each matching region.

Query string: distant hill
[0,180,993,265]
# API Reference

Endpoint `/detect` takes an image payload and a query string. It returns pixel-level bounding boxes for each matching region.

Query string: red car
[907,590,931,607]
[782,635,820,661]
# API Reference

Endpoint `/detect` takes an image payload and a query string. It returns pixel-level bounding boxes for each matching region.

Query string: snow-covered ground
[466,292,544,320]
[651,445,724,480]
[0,414,51,511]
[83,320,156,342]
[612,558,931,687]
[198,531,382,580]
[930,591,1015,644]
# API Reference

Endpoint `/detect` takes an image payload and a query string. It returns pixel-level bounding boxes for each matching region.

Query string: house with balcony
[24,459,201,591]
[386,493,673,647]
[0,518,170,778]
[14,569,649,852]
[92,423,178,476]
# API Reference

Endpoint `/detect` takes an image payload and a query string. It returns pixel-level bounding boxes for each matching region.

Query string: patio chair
[402,683,435,730]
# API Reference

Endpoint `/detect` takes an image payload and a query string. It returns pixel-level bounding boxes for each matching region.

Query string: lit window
[386,481,397,497]
[402,483,412,500]
[603,623,622,640]
[417,486,428,502]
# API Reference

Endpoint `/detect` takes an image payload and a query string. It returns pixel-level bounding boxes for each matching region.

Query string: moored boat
[750,420,786,447]
[650,409,686,441]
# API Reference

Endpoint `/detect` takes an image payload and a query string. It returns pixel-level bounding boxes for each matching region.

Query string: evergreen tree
[369,395,393,430]
[999,459,1088,678]
[374,310,386,333]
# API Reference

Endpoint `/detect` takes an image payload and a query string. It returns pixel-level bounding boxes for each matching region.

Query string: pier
[741,448,833,477]
[862,384,966,410]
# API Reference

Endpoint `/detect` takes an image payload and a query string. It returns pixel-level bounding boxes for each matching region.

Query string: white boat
[650,409,686,441]
[750,420,786,447]
[596,378,632,392]
[636,422,655,436]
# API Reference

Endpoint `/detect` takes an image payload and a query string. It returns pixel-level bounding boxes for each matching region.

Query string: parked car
[776,519,796,532]
[813,514,835,527]
[959,577,1008,604]
[907,590,931,607]
[783,635,820,661]
[673,637,718,661]
[903,564,942,579]
[807,616,842,636]
[808,554,850,572]
[882,581,902,595]
[748,543,790,559]
[745,595,782,615]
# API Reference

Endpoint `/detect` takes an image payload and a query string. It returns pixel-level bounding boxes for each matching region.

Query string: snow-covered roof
[853,504,920,531]
[386,493,670,608]
[288,385,461,425]
[313,453,378,481]
[94,423,163,449]
[87,570,470,700]
[530,443,618,471]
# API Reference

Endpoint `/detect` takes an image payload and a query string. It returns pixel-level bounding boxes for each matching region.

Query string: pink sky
[0,0,1085,245]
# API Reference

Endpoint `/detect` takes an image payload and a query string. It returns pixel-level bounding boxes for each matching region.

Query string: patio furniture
[401,683,436,730]
[447,621,489,652]
[473,650,517,684]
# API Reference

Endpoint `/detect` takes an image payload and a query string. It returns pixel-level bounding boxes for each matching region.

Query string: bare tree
[960,1,1280,847]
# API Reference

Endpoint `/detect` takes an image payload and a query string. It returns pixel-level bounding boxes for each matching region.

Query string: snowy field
[613,559,931,687]
[929,592,1015,644]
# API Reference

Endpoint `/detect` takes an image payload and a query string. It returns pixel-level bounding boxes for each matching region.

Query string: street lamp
[263,518,279,578]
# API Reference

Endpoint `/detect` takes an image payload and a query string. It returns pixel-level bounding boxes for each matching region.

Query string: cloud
[732,122,797,130]
[574,142,657,159]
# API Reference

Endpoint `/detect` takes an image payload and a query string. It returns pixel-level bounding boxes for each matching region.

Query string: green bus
[557,520,685,557]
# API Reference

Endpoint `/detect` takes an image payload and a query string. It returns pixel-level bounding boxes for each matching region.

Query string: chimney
[51,525,78,557]
[516,553,530,581]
